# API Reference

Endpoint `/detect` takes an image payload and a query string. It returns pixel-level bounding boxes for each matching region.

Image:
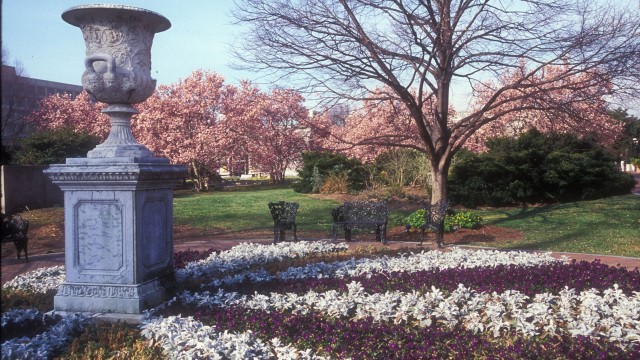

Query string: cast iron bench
[1,213,30,263]
[331,201,389,244]
[415,200,449,247]
[268,201,299,244]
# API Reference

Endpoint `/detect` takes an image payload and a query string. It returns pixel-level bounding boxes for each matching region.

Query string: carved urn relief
[62,5,170,159]
[62,4,170,104]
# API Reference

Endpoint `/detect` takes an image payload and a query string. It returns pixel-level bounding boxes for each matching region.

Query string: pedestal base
[49,299,169,324]
[54,274,175,314]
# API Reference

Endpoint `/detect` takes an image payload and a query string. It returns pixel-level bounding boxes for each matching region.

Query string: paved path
[2,238,638,286]
[3,172,639,286]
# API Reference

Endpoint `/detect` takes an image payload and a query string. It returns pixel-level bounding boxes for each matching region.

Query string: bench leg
[436,223,445,248]
[375,225,382,242]
[293,223,298,241]
[279,228,286,243]
[332,223,338,242]
[273,224,279,244]
[13,238,28,263]
[380,224,388,245]
[384,224,388,245]
[344,227,352,242]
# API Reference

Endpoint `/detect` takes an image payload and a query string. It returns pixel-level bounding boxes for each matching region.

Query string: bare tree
[233,0,639,246]
[1,47,29,155]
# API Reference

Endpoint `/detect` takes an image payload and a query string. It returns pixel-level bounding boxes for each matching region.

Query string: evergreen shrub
[14,127,99,165]
[449,129,635,207]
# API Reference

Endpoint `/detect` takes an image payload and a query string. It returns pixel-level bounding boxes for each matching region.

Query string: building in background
[1,65,83,158]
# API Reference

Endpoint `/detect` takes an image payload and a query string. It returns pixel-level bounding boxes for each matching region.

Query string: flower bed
[2,242,639,359]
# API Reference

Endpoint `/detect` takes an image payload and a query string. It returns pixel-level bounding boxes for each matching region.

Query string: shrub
[450,129,636,207]
[293,151,370,193]
[361,183,409,202]
[13,127,100,165]
[373,149,431,189]
[405,209,427,229]
[404,209,482,232]
[444,210,483,232]
[320,172,350,193]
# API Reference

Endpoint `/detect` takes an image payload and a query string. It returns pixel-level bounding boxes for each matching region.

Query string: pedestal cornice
[44,158,186,185]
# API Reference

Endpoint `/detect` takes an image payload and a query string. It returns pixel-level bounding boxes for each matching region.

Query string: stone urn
[62,4,171,159]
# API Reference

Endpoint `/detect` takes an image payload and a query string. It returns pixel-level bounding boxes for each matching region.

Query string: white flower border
[1,312,87,359]
[175,282,640,346]
[1,242,350,294]
[176,241,348,282]
[208,247,563,287]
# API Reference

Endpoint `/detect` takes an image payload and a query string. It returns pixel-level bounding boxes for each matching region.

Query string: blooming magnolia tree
[466,64,624,152]
[219,81,264,176]
[25,92,108,140]
[27,69,312,189]
[320,90,420,163]
[250,88,309,182]
[135,70,231,191]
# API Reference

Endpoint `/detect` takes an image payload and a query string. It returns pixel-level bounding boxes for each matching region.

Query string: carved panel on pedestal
[74,200,124,274]
[141,196,169,270]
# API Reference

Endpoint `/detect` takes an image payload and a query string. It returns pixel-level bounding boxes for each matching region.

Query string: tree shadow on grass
[484,203,561,226]
[497,230,588,252]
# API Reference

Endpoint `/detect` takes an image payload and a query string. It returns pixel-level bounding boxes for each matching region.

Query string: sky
[1,0,476,112]
[1,1,253,86]
[2,1,637,116]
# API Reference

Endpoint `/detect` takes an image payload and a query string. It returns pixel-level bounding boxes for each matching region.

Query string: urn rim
[62,4,171,32]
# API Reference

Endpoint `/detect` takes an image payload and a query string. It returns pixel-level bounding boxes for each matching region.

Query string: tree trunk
[191,161,207,192]
[431,160,449,248]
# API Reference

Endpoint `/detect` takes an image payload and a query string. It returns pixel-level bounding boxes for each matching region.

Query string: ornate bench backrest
[2,214,29,240]
[422,200,449,227]
[332,201,389,223]
[268,201,299,223]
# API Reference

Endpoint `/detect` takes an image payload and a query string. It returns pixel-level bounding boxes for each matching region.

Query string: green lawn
[174,188,340,233]
[174,189,639,257]
[17,188,638,257]
[475,195,640,257]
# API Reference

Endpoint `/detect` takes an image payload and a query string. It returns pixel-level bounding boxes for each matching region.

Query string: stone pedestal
[45,158,185,314]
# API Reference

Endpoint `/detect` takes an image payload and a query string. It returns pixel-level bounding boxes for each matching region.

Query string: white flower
[177,241,348,282]
[140,315,328,359]
[2,266,65,294]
